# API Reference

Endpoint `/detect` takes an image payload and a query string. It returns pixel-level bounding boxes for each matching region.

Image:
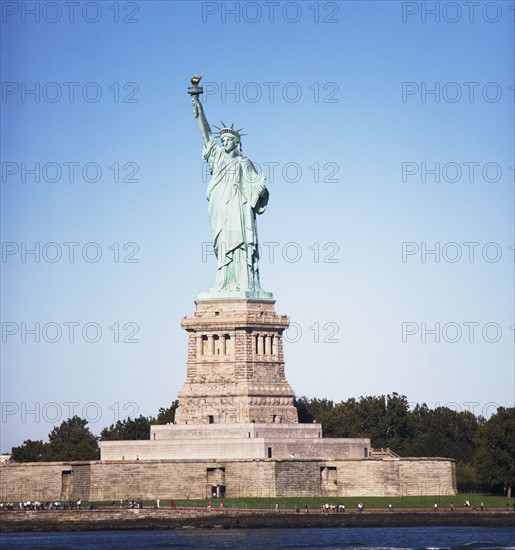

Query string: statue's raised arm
[188,75,212,145]
[192,96,212,145]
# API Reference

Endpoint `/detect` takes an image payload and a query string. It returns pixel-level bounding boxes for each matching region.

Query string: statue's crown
[220,127,241,139]
[215,121,246,142]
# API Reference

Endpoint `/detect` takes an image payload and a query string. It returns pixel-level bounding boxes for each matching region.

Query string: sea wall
[0,508,512,533]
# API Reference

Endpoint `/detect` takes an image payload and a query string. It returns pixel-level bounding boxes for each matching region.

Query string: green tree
[299,393,412,446]
[403,406,480,464]
[45,416,99,461]
[297,397,345,435]
[155,400,179,424]
[456,462,479,484]
[475,407,515,497]
[11,439,48,462]
[293,396,314,423]
[295,393,483,485]
[101,402,179,440]
[355,393,411,450]
[101,414,152,441]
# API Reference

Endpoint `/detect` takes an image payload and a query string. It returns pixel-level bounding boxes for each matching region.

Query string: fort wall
[0,457,456,502]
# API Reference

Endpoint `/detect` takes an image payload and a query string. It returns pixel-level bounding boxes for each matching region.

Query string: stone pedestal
[95,298,456,498]
[174,299,298,425]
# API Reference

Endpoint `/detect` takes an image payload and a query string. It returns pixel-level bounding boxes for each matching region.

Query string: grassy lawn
[91,494,513,511]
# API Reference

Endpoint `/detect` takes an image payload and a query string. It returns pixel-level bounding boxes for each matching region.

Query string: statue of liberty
[189,77,272,300]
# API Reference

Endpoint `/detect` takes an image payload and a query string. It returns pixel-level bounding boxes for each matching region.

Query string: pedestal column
[174,299,298,425]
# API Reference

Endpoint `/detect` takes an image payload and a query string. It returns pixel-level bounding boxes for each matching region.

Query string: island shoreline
[1,509,513,533]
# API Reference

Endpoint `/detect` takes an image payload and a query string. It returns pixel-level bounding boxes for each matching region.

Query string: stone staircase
[370,448,400,459]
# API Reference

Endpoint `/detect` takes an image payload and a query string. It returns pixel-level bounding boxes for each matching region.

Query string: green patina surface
[190,85,272,300]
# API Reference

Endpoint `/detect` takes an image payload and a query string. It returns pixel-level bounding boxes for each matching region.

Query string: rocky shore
[0,508,513,532]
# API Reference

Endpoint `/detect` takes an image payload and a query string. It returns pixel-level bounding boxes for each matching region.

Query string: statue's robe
[203,137,268,291]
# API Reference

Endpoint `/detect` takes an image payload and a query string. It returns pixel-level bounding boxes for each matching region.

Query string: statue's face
[221,135,238,153]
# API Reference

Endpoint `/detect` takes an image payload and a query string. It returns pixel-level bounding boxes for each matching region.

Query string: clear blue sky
[1,1,513,453]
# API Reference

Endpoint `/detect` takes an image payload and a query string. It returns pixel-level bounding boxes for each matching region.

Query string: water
[1,527,514,549]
